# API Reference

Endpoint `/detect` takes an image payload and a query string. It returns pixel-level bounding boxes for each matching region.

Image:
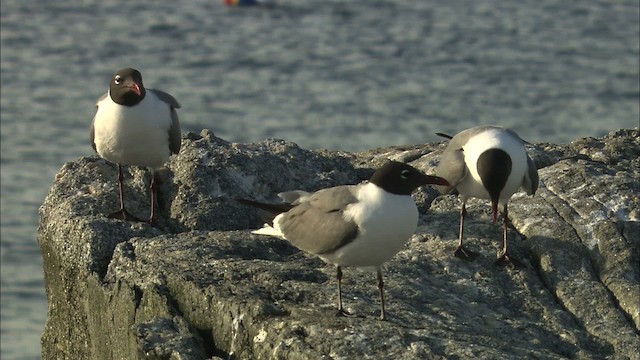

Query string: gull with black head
[237,161,448,320]
[435,125,539,267]
[90,68,181,225]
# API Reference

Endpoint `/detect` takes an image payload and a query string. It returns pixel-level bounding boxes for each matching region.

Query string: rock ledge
[39,129,639,359]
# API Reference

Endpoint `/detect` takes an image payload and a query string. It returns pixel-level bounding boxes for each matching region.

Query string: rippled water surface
[1,0,638,358]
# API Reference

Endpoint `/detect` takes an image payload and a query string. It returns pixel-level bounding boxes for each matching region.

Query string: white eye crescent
[401,169,410,179]
[114,75,122,85]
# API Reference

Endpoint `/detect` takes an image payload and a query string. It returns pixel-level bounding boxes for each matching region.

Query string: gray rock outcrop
[38,129,640,359]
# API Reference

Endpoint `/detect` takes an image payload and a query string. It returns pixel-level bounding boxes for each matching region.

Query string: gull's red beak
[128,82,141,96]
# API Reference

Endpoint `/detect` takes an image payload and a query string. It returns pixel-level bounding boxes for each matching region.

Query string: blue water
[1,0,638,358]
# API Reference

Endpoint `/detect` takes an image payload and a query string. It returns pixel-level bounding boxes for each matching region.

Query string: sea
[1,0,638,358]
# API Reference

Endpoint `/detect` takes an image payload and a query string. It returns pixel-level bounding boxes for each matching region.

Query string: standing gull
[90,68,181,224]
[435,125,539,267]
[237,161,449,320]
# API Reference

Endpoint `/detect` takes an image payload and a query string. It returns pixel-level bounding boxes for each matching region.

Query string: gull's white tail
[252,222,284,238]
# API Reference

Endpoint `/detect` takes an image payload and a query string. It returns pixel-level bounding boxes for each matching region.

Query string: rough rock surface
[38,128,639,359]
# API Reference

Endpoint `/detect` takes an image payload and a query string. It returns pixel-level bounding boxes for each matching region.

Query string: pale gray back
[278,185,360,255]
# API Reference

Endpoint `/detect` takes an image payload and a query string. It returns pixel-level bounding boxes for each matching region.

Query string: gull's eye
[401,169,410,179]
[114,75,122,85]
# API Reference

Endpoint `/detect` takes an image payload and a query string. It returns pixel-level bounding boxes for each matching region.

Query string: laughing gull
[237,161,449,320]
[90,68,181,224]
[435,125,539,267]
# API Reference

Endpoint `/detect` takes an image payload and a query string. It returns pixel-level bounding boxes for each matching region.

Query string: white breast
[93,92,173,168]
[320,183,418,269]
[458,128,527,204]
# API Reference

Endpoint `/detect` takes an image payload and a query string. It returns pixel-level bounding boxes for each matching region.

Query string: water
[1,0,638,358]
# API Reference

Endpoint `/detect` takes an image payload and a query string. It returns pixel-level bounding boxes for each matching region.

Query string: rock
[38,129,640,359]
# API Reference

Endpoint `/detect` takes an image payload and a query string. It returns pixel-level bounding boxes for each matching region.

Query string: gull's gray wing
[522,155,539,195]
[168,108,181,155]
[435,127,483,194]
[90,120,96,152]
[278,190,312,205]
[149,89,181,155]
[90,93,108,152]
[435,146,466,194]
[278,185,360,255]
[149,89,181,109]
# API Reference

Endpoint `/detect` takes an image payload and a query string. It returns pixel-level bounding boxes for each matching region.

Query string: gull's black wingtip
[235,197,294,214]
[435,132,453,140]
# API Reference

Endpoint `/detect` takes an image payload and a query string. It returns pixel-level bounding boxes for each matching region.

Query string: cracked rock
[39,129,639,359]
